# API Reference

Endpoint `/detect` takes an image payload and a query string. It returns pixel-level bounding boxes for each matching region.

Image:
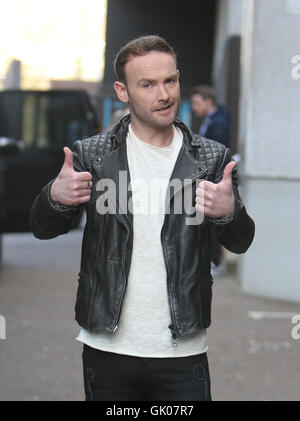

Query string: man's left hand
[195,161,236,219]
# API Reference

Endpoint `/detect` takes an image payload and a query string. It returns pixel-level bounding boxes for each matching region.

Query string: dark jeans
[82,344,212,401]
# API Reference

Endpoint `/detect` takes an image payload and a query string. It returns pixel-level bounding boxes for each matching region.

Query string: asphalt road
[0,229,299,401]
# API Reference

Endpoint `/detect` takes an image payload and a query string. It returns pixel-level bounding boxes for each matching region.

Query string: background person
[191,85,230,148]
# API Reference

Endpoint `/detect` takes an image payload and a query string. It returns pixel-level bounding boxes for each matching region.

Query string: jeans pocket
[193,362,207,380]
[192,356,212,401]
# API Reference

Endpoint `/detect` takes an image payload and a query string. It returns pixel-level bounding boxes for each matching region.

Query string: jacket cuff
[211,212,234,226]
[47,180,78,213]
[210,197,243,226]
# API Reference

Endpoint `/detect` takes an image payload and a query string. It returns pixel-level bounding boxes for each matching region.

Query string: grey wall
[239,178,300,302]
[212,0,244,103]
[238,0,300,302]
[212,0,244,152]
[241,0,300,179]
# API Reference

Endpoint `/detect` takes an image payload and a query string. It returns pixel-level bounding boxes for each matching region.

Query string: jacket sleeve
[30,140,86,240]
[210,148,255,254]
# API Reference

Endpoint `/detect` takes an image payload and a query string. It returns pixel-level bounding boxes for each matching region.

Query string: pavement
[0,229,299,401]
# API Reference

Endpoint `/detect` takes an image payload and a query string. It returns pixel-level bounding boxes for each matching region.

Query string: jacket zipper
[162,168,208,343]
[87,159,104,329]
[110,228,131,333]
[161,225,177,338]
[87,218,104,329]
[110,276,127,333]
[89,157,131,333]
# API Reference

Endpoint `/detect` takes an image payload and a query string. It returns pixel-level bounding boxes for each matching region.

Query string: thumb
[62,147,74,170]
[220,161,236,184]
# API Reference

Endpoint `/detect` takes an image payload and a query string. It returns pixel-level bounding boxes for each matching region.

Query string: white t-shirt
[76,124,208,357]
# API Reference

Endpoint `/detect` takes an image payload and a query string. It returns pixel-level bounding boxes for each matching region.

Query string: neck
[206,104,217,115]
[130,118,174,148]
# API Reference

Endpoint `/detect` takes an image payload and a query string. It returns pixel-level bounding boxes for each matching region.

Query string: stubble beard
[128,95,181,130]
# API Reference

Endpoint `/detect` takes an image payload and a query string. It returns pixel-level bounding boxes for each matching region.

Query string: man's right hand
[50,147,93,206]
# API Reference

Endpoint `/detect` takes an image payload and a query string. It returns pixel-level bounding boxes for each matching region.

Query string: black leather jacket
[30,116,255,339]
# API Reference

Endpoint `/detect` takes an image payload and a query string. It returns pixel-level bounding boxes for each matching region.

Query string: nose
[157,84,169,102]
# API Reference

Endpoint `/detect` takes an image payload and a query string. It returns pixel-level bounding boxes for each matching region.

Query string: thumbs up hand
[50,147,93,206]
[195,161,236,219]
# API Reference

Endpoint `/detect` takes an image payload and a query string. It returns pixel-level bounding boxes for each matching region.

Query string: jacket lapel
[165,138,208,211]
[91,140,133,230]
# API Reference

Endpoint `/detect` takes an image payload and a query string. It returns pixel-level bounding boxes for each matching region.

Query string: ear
[177,69,180,80]
[114,81,129,103]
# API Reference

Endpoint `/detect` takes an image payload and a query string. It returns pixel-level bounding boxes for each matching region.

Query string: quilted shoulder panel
[195,136,227,175]
[80,133,113,170]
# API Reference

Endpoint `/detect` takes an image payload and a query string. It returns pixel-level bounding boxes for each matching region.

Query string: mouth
[154,103,174,113]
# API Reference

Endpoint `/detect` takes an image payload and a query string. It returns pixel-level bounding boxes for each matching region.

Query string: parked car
[0,89,99,234]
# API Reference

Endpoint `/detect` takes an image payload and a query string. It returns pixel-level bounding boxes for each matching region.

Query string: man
[191,85,230,148]
[30,36,255,401]
[191,86,231,274]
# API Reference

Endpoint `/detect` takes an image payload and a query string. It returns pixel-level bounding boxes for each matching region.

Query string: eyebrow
[138,74,178,84]
[138,78,155,84]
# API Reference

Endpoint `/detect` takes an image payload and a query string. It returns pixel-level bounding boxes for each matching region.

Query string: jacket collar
[103,113,208,184]
[108,113,203,152]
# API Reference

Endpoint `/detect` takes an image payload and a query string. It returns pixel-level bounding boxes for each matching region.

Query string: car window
[0,92,93,149]
[37,94,90,148]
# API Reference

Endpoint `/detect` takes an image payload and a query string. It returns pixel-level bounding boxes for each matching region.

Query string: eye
[166,78,177,85]
[143,82,152,89]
